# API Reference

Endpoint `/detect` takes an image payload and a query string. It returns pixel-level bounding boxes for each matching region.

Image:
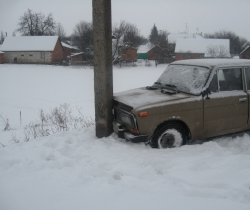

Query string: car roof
[171,59,250,69]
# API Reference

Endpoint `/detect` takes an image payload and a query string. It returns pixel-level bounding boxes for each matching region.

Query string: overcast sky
[1,0,250,40]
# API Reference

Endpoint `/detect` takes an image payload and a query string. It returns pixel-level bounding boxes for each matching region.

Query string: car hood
[113,87,191,110]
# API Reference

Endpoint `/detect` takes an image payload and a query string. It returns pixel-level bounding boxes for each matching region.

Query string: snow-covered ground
[0,63,250,210]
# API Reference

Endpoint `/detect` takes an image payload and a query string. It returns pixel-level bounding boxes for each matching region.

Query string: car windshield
[155,64,211,95]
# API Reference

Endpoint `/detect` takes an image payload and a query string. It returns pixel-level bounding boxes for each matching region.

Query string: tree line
[1,9,249,57]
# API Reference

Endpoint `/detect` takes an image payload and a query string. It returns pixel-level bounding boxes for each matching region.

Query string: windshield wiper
[165,84,177,88]
[154,82,162,86]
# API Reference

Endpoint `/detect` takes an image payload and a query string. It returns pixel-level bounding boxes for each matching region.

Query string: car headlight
[114,107,137,129]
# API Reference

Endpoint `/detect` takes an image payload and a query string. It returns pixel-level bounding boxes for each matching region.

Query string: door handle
[239,98,247,102]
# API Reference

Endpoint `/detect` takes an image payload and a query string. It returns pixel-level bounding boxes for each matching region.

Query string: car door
[244,67,250,125]
[203,67,248,138]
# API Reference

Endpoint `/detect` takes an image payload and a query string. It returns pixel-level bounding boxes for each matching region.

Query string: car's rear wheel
[150,122,188,148]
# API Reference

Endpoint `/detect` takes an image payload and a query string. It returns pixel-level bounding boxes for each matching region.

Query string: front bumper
[113,121,148,143]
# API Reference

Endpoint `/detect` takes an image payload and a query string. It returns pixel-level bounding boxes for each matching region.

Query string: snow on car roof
[171,59,250,68]
[1,36,59,51]
[175,38,230,57]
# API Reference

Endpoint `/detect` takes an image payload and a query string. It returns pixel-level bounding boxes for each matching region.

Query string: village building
[0,36,63,64]
[71,52,84,63]
[168,33,204,43]
[0,51,4,64]
[120,47,137,62]
[240,45,250,59]
[61,42,80,59]
[137,45,164,60]
[175,38,230,61]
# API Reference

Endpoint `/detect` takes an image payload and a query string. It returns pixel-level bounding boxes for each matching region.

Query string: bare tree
[112,20,146,62]
[205,30,250,54]
[72,21,93,52]
[16,9,56,36]
[206,45,230,58]
[0,31,4,44]
[55,23,66,41]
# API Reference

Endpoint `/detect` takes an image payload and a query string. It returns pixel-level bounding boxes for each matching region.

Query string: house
[175,38,230,61]
[0,36,63,64]
[240,45,250,59]
[120,47,137,61]
[71,52,84,63]
[137,45,164,60]
[61,42,80,59]
[147,45,164,60]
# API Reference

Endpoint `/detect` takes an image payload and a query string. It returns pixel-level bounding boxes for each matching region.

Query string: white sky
[0,0,250,41]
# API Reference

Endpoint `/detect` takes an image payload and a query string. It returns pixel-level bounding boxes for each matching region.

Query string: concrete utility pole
[92,0,113,138]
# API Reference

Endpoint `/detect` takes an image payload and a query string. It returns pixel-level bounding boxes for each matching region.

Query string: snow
[1,63,250,210]
[61,42,79,50]
[168,33,204,43]
[172,58,250,69]
[0,36,59,51]
[175,38,230,57]
[71,52,84,57]
[137,44,151,53]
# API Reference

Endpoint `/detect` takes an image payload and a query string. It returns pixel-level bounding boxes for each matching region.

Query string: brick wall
[148,46,164,60]
[63,47,71,59]
[3,51,51,63]
[63,47,79,59]
[175,53,204,61]
[72,54,83,62]
[120,48,137,61]
[0,53,4,64]
[51,39,64,63]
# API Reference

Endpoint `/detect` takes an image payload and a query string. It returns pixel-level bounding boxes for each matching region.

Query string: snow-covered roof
[71,52,84,57]
[175,38,230,57]
[61,42,79,50]
[240,45,250,55]
[1,36,59,51]
[137,45,151,53]
[168,33,204,43]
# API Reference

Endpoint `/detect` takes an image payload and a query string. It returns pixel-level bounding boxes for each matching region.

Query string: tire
[150,122,188,149]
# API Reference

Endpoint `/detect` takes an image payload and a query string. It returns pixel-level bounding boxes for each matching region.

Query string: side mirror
[202,88,211,99]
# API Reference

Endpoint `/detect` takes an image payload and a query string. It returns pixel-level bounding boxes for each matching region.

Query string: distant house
[147,45,164,60]
[175,38,230,61]
[0,51,4,64]
[137,45,164,60]
[240,45,250,59]
[1,36,63,64]
[61,42,80,59]
[71,52,84,63]
[120,47,137,61]
[168,33,204,43]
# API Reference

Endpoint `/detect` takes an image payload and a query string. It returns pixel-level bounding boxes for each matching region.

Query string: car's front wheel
[150,122,188,148]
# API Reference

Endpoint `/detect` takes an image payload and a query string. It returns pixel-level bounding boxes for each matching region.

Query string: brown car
[113,59,250,148]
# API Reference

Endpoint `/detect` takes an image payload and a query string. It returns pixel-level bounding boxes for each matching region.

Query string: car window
[209,71,218,93]
[245,68,250,90]
[218,68,242,91]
